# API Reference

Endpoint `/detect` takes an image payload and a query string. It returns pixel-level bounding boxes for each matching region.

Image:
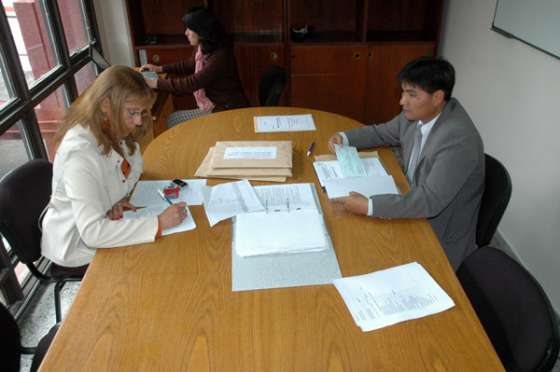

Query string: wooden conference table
[40,107,503,371]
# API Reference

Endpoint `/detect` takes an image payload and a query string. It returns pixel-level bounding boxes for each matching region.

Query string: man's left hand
[334,191,369,215]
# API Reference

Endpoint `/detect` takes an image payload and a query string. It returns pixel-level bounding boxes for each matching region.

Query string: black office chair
[0,159,85,323]
[477,154,512,247]
[259,65,287,106]
[458,246,560,372]
[0,302,59,372]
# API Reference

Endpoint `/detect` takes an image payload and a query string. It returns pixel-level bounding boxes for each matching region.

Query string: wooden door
[290,45,368,122]
[365,42,435,124]
[234,43,287,107]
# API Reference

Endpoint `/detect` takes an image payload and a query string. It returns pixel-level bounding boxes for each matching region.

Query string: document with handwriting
[333,262,455,332]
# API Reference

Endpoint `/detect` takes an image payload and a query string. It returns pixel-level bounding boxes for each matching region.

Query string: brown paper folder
[210,141,292,169]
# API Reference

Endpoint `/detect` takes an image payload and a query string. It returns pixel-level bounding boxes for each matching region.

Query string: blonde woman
[41,65,186,268]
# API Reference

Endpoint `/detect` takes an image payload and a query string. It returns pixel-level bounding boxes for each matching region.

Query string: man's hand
[140,64,163,73]
[333,192,369,215]
[328,133,343,153]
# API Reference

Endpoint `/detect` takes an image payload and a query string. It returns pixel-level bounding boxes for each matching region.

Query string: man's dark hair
[182,7,230,54]
[398,57,455,101]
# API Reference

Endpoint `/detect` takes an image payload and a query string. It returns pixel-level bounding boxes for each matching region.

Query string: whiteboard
[492,0,560,59]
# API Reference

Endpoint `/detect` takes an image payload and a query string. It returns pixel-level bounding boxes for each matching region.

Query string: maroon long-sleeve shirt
[157,47,249,112]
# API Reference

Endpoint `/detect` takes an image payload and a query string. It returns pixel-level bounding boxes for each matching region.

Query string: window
[34,85,68,160]
[75,61,96,95]
[0,0,101,313]
[3,0,61,88]
[57,0,91,54]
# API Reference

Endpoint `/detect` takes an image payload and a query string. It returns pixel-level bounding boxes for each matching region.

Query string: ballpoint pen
[306,142,315,157]
[157,189,174,205]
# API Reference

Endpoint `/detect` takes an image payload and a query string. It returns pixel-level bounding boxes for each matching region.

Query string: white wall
[92,0,134,66]
[440,0,560,310]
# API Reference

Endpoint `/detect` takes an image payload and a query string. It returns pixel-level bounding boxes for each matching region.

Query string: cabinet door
[290,45,368,122]
[234,43,286,107]
[365,43,435,124]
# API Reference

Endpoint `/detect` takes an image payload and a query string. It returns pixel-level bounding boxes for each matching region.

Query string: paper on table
[203,179,264,227]
[130,179,207,206]
[254,114,316,133]
[333,262,455,332]
[324,175,399,199]
[254,183,318,211]
[313,158,388,187]
[123,204,196,236]
[234,210,326,257]
[223,146,277,160]
[335,144,367,177]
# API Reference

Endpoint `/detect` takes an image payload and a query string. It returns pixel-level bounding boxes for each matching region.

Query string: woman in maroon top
[141,7,248,127]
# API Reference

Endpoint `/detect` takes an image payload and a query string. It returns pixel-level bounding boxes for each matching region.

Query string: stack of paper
[234,183,328,257]
[313,149,400,199]
[195,141,293,182]
[333,262,455,332]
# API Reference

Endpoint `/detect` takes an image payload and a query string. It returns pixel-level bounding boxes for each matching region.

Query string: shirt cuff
[338,132,350,146]
[367,198,373,216]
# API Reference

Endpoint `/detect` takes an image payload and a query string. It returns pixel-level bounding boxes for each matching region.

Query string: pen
[306,142,315,157]
[157,189,173,205]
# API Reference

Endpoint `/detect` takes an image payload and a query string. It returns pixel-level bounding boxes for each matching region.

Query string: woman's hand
[106,199,139,220]
[158,202,188,230]
[140,64,163,73]
[328,133,343,153]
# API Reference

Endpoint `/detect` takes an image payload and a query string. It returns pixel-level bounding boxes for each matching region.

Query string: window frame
[0,0,102,314]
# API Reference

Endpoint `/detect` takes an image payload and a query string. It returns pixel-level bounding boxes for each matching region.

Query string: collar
[417,113,440,135]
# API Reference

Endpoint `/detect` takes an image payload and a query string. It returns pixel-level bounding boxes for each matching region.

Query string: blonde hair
[54,65,156,156]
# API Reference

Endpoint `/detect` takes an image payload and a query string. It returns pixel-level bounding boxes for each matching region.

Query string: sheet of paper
[223,146,277,160]
[313,158,388,187]
[123,204,196,236]
[141,71,158,79]
[130,179,207,206]
[211,141,292,169]
[333,262,455,332]
[234,210,327,257]
[203,180,264,227]
[254,183,317,212]
[335,144,367,177]
[254,114,316,133]
[324,175,399,199]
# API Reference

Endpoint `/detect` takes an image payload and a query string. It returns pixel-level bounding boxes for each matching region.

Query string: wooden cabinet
[290,45,367,121]
[365,42,435,123]
[125,0,443,122]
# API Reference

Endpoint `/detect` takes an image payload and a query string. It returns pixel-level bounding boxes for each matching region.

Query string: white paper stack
[333,262,455,332]
[254,114,316,133]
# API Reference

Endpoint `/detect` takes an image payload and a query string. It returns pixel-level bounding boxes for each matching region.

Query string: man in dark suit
[328,57,484,269]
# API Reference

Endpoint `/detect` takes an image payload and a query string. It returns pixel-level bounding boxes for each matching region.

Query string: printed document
[333,262,455,332]
[203,180,264,227]
[254,114,316,133]
[223,146,277,160]
[335,144,367,177]
[254,183,317,211]
[313,158,388,187]
[323,174,399,199]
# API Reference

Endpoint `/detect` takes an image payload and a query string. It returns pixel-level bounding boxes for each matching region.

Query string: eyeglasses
[126,109,149,119]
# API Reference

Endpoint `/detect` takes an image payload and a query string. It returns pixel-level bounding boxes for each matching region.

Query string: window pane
[75,62,96,95]
[3,0,60,87]
[0,121,30,179]
[34,86,68,160]
[57,0,91,54]
[0,56,15,110]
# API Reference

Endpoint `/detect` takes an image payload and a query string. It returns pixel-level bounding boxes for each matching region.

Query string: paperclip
[287,198,290,213]
[265,199,269,214]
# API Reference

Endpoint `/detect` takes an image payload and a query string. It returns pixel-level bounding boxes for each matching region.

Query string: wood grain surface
[39,107,503,372]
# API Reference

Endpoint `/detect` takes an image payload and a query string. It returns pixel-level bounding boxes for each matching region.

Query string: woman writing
[141,7,248,126]
[41,65,187,268]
